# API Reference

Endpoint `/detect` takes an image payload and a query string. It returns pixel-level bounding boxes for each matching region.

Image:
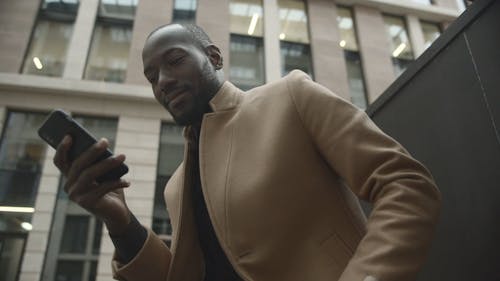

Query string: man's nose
[158,70,176,92]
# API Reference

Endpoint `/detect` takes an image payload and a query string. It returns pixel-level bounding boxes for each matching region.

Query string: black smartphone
[38,109,128,183]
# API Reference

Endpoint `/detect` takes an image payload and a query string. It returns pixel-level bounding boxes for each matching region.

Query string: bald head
[146,23,213,51]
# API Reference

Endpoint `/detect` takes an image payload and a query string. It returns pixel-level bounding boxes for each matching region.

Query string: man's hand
[54,135,131,235]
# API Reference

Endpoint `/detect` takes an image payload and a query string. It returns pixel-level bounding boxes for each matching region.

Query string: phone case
[38,109,128,183]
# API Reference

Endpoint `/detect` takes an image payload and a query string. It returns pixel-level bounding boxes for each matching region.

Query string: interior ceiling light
[339,40,346,47]
[279,33,286,40]
[248,13,259,35]
[392,42,407,57]
[21,222,33,231]
[33,57,43,70]
[0,206,35,213]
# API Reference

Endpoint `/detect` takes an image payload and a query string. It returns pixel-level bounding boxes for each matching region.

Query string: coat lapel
[198,81,243,245]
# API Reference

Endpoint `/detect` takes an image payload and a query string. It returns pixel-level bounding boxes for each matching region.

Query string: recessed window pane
[173,0,198,23]
[280,41,313,77]
[384,15,414,76]
[91,221,103,255]
[60,215,89,253]
[230,0,264,37]
[22,0,79,77]
[0,236,26,281]
[22,20,74,77]
[344,51,368,109]
[384,15,414,60]
[229,34,265,90]
[55,260,84,281]
[84,22,133,83]
[278,0,309,44]
[0,112,47,208]
[153,124,184,236]
[410,0,432,5]
[89,261,98,281]
[421,21,441,50]
[336,7,358,51]
[99,0,138,19]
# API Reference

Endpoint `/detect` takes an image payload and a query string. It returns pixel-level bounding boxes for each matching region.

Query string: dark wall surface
[366,0,500,280]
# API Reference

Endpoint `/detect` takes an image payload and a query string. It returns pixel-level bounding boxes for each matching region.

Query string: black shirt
[111,127,242,281]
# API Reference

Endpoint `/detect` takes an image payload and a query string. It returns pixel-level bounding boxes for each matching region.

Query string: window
[22,0,79,77]
[42,116,118,281]
[229,0,265,90]
[383,15,414,77]
[409,0,433,5]
[421,21,441,50]
[152,124,184,244]
[337,7,368,109]
[172,0,198,23]
[84,0,138,83]
[278,0,313,77]
[0,111,48,281]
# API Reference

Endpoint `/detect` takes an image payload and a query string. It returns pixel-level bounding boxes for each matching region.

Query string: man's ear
[205,45,223,70]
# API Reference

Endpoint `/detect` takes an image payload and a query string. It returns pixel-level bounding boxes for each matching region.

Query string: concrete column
[263,0,282,83]
[197,0,231,76]
[353,5,394,103]
[18,147,60,281]
[125,0,174,85]
[406,15,426,58]
[63,0,99,79]
[0,0,40,73]
[96,116,161,281]
[307,0,350,100]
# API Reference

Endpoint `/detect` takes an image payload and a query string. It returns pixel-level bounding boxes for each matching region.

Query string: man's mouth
[165,89,187,108]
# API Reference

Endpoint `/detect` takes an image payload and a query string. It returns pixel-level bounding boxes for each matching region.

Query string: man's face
[142,25,220,126]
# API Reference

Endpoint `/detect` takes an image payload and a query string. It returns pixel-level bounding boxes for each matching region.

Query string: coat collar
[208,81,243,112]
[183,80,242,141]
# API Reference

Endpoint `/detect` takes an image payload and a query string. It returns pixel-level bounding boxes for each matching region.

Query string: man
[54,23,441,281]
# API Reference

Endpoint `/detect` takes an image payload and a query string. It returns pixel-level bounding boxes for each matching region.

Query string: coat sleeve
[112,228,172,281]
[286,70,441,281]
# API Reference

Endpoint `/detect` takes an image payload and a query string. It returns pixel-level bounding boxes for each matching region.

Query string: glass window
[230,35,265,90]
[278,0,313,78]
[421,21,441,50]
[173,0,198,23]
[278,0,309,44]
[84,22,133,83]
[22,0,79,77]
[337,6,368,109]
[84,0,137,83]
[410,0,433,5]
[383,15,414,77]
[0,111,48,281]
[99,0,138,18]
[153,124,184,242]
[43,115,118,281]
[229,0,264,37]
[280,41,313,77]
[229,0,265,90]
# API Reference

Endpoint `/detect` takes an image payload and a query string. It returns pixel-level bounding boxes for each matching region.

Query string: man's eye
[169,56,185,65]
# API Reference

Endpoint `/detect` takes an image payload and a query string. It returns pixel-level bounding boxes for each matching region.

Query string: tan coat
[113,70,441,281]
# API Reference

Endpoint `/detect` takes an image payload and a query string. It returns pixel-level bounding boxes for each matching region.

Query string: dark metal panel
[365,0,500,280]
[463,0,500,147]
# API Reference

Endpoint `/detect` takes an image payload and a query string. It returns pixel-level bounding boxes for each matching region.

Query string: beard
[171,60,220,126]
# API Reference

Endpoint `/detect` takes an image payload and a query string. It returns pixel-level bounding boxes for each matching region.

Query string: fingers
[69,179,130,210]
[65,152,127,195]
[54,135,72,174]
[66,138,109,185]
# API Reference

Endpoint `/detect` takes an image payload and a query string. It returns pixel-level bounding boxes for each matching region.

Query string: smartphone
[38,109,128,183]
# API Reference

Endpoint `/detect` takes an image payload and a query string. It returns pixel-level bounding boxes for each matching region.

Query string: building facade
[0,1,463,281]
